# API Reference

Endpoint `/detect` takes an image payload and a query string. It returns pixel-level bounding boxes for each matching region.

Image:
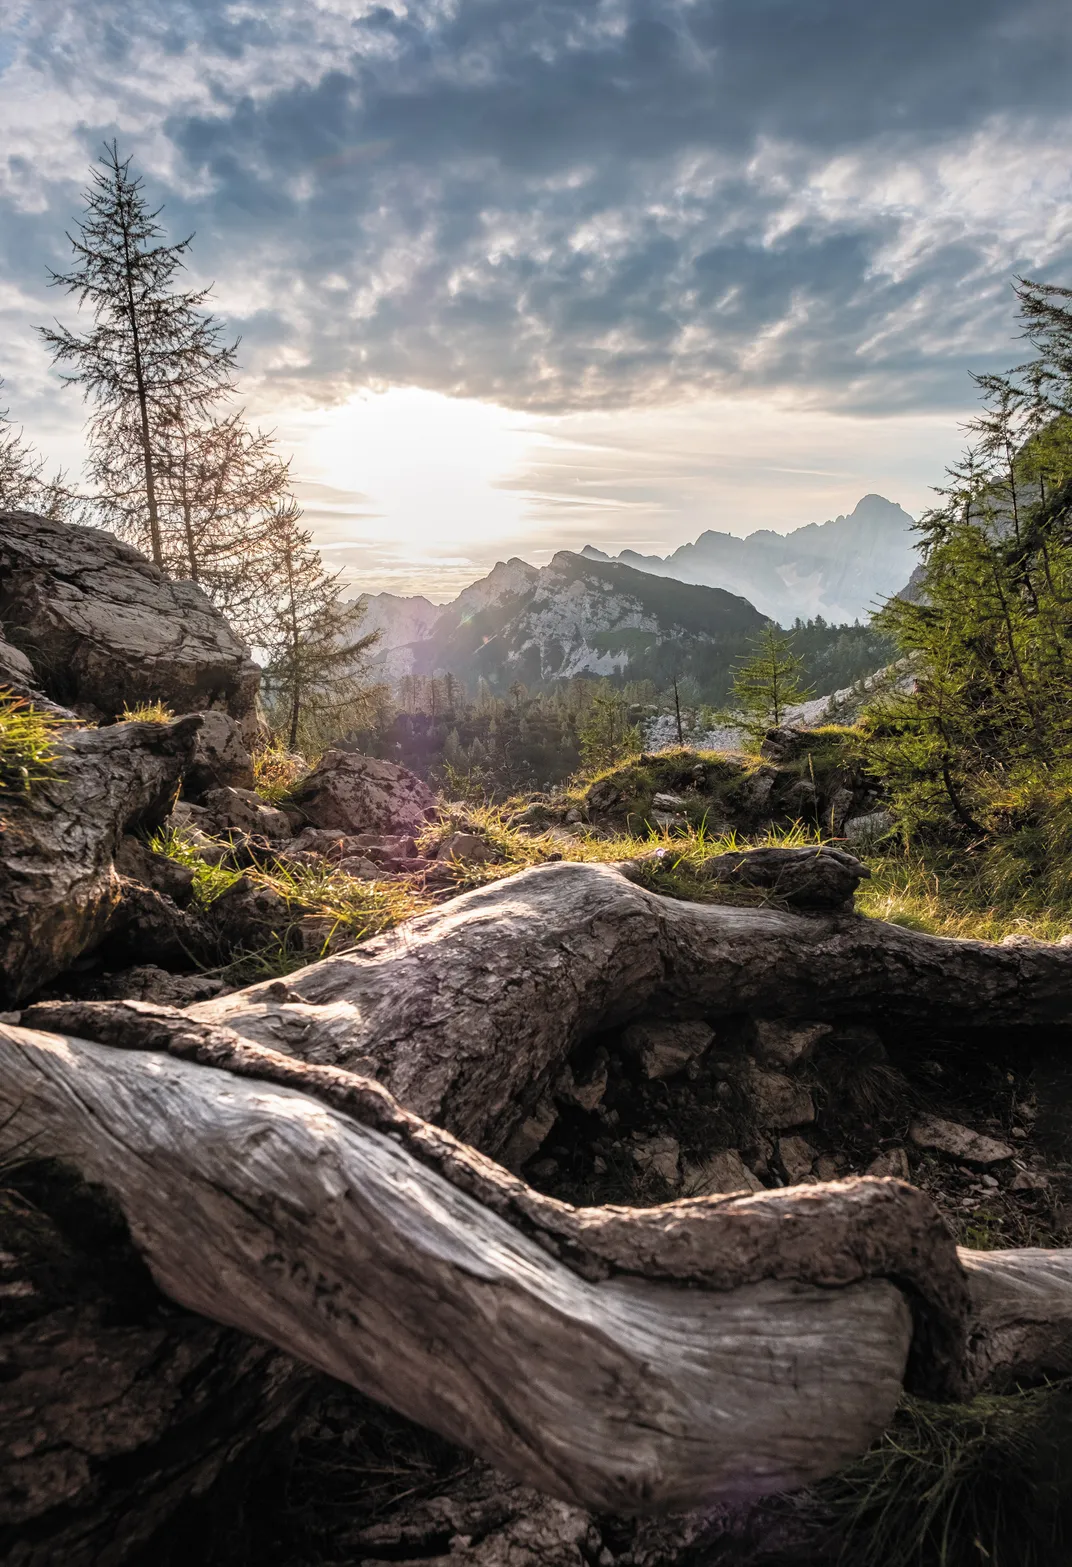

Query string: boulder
[631,1134,681,1185]
[759,726,813,762]
[199,786,293,840]
[866,1147,912,1180]
[289,751,438,838]
[0,510,260,724]
[745,1065,815,1129]
[336,856,384,880]
[182,710,255,797]
[0,716,200,1005]
[751,1018,832,1069]
[699,844,870,909]
[778,1135,818,1184]
[436,832,498,865]
[909,1115,1014,1167]
[205,877,297,947]
[681,1150,763,1196]
[98,965,226,1007]
[113,834,196,905]
[844,810,895,845]
[621,1019,714,1080]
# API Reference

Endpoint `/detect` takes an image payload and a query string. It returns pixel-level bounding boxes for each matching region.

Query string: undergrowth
[0,687,69,795]
[119,700,175,723]
[253,742,311,804]
[818,1383,1072,1567]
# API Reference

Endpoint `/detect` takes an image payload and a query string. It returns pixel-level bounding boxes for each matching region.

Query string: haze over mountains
[581,494,917,625]
[351,494,911,699]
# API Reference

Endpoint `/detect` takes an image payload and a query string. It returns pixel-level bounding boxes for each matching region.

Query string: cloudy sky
[1,0,1070,598]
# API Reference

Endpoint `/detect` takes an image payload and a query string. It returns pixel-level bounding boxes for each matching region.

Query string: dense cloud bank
[1,0,1070,417]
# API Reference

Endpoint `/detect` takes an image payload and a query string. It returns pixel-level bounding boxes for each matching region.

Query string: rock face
[0,716,200,1005]
[0,511,260,723]
[290,751,437,837]
[182,711,255,797]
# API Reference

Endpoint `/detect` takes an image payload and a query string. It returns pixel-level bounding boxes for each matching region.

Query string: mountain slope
[353,551,766,697]
[581,494,918,623]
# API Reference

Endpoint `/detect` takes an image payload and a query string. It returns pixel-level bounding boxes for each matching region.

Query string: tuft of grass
[253,742,312,805]
[0,688,70,795]
[119,700,175,724]
[858,845,1072,943]
[819,1383,1072,1567]
[148,824,244,904]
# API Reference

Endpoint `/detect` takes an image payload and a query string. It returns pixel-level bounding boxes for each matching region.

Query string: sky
[1,0,1070,600]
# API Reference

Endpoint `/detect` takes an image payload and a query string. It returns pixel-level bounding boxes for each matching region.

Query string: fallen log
[183,858,1072,1158]
[7,859,1072,1554]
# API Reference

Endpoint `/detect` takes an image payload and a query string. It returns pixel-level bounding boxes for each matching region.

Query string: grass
[858,845,1072,943]
[817,1384,1072,1567]
[149,822,432,979]
[119,700,175,723]
[252,742,312,804]
[0,687,70,795]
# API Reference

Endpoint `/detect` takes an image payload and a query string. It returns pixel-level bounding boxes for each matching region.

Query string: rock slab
[0,510,260,723]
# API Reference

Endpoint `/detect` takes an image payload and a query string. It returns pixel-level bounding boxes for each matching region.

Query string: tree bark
[7,860,1072,1551]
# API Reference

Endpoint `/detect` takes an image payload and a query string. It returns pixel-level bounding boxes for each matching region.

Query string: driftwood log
[4,858,1072,1561]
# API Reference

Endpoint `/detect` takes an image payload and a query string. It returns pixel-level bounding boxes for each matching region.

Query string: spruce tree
[728,626,812,740]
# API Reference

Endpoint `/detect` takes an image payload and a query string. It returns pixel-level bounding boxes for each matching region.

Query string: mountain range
[355,550,765,696]
[351,494,913,698]
[580,494,918,624]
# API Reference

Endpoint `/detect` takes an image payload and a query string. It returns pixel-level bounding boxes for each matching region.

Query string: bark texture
[183,859,1072,1159]
[0,716,201,1005]
[7,860,1072,1554]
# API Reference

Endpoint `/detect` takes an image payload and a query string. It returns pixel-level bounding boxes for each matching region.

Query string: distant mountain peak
[578,494,917,623]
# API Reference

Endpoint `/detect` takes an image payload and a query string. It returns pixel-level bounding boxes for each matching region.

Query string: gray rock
[621,1019,714,1079]
[759,726,813,762]
[745,1065,815,1129]
[0,510,259,722]
[843,809,894,845]
[335,856,384,880]
[206,876,295,944]
[751,1018,832,1069]
[632,1134,681,1185]
[827,787,857,834]
[554,1059,609,1112]
[778,1135,818,1184]
[436,832,498,864]
[909,1115,1014,1167]
[502,1095,558,1171]
[0,633,36,686]
[698,844,870,909]
[866,1147,912,1180]
[651,792,688,811]
[200,786,293,840]
[290,751,437,838]
[681,1150,763,1196]
[182,710,255,797]
[1011,1168,1049,1191]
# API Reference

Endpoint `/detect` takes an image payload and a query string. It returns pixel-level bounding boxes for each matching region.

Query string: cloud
[0,0,1070,427]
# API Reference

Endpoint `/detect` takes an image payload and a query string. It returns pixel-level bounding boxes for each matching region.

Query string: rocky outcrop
[0,511,260,724]
[0,716,201,1005]
[182,710,255,797]
[289,751,437,837]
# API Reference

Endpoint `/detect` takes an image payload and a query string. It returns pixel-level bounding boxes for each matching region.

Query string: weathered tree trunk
[6,860,1072,1559]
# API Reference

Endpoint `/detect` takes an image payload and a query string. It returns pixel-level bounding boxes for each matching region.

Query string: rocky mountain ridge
[581,493,918,624]
[354,548,765,696]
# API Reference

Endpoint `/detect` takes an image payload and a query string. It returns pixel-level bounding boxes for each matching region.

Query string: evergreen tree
[577,687,641,772]
[869,277,1072,839]
[254,500,379,750]
[728,626,812,739]
[39,142,237,567]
